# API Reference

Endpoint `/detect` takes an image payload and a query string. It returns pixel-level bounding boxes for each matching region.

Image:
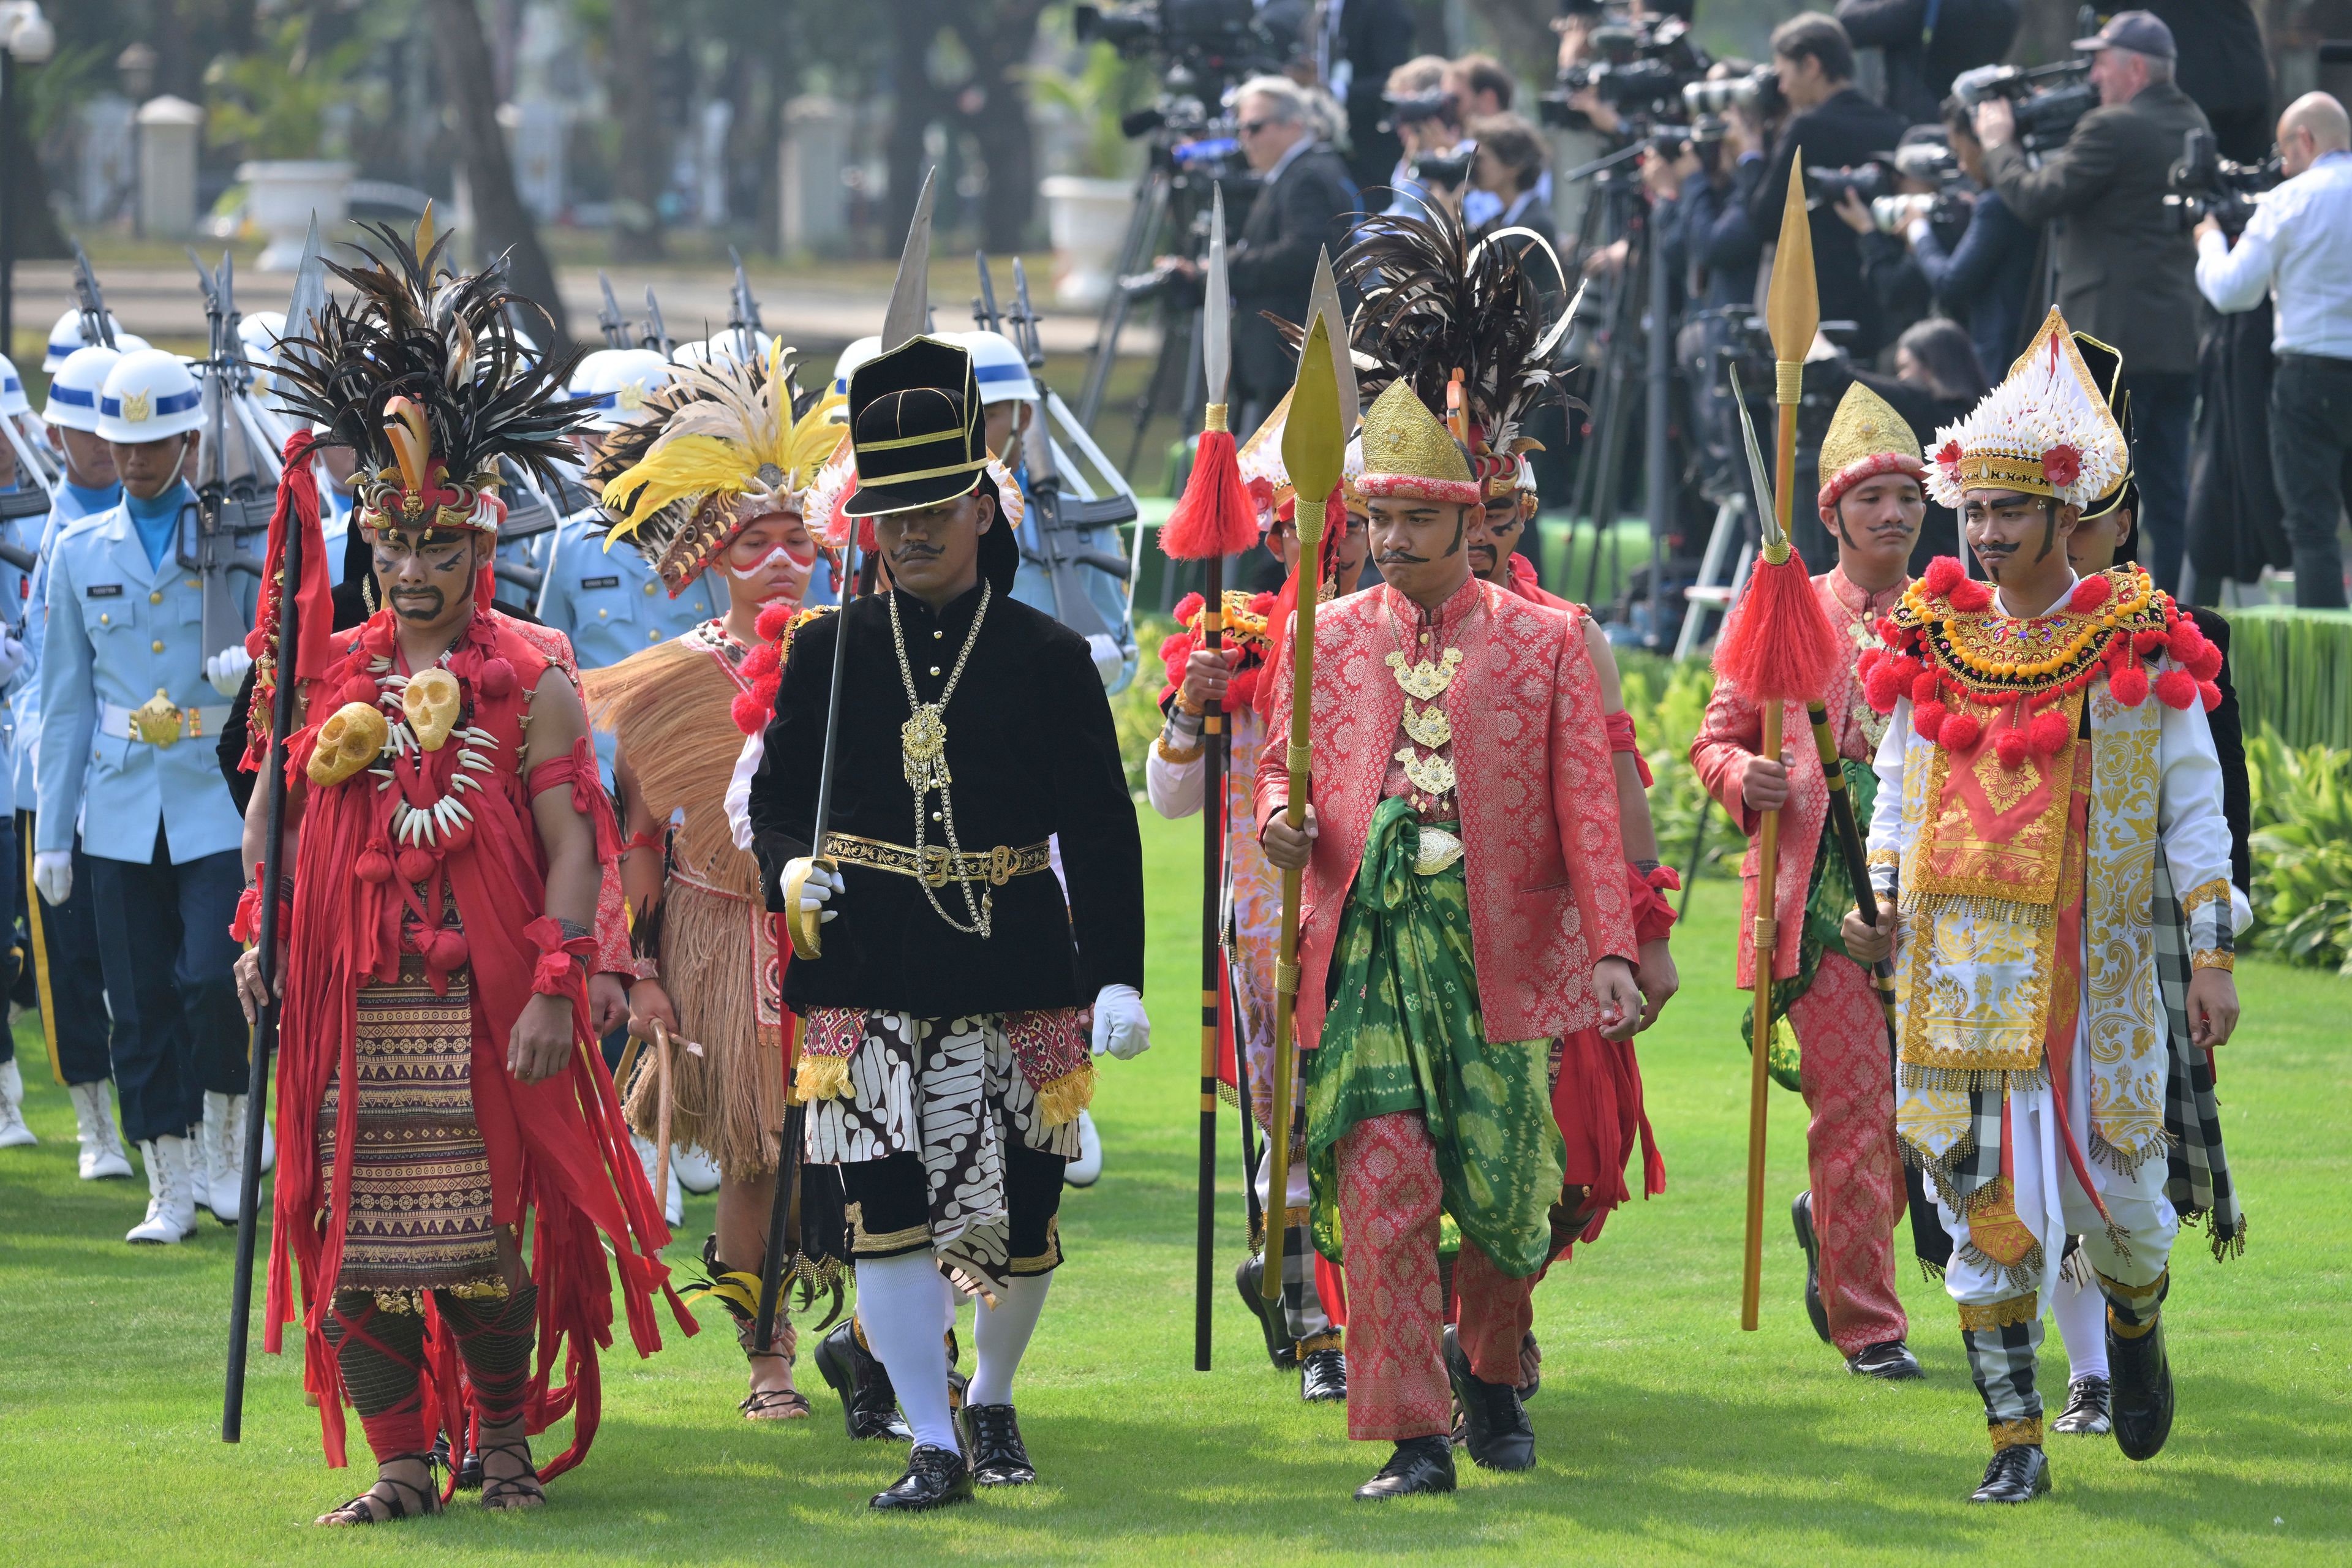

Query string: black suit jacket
[1834,0,2019,127]
[747,582,1145,1017]
[1327,0,1416,194]
[2183,603,2251,894]
[2142,0,2273,163]
[1983,81,2211,377]
[1229,144,1359,405]
[1750,88,1913,358]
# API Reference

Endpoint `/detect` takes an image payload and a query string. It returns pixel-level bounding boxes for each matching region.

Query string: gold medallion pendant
[902,703,951,792]
[1385,645,1463,701]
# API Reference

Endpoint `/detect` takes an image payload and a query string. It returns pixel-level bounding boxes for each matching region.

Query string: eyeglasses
[1238,119,1273,137]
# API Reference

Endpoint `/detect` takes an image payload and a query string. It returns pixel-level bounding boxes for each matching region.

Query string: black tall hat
[841,336,990,518]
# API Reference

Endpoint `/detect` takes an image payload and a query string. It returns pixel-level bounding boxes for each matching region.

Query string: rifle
[224,225,330,1443]
[183,249,274,666]
[69,241,117,349]
[726,247,764,363]
[1001,260,1131,643]
[973,252,1003,333]
[597,273,633,350]
[643,288,674,358]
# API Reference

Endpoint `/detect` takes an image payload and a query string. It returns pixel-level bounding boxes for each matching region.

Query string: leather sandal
[316,1451,444,1525]
[476,1438,545,1510]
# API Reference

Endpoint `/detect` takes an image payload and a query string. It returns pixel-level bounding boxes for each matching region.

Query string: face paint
[2036,499,2057,563]
[728,542,814,579]
[1442,511,1463,557]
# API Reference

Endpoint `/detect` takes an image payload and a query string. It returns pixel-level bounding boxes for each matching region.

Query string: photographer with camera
[1378,55,1463,220]
[1310,0,1417,196]
[1161,74,1358,437]
[1464,113,1563,263]
[1973,10,2209,595]
[1748,15,1909,360]
[2194,92,2352,608]
[1833,0,2019,127]
[1896,99,2038,380]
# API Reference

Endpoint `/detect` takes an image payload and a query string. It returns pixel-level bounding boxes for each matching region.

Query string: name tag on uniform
[580,575,619,590]
[86,584,122,598]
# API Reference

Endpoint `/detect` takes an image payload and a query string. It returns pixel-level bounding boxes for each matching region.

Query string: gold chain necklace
[888,581,994,937]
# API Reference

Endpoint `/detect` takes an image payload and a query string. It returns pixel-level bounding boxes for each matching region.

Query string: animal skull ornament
[307,702,391,786]
[403,668,462,751]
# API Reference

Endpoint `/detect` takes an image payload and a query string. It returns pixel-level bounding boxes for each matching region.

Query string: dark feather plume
[271,221,590,496]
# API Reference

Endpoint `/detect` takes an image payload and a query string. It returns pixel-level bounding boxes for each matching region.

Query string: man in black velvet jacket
[747,335,1146,1514]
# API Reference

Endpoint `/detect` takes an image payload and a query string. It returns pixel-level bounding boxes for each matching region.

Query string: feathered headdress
[270,221,587,535]
[1927,307,2129,511]
[1330,205,1583,473]
[595,340,847,595]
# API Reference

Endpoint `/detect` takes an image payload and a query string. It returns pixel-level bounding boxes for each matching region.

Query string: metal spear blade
[881,168,939,350]
[1203,186,1230,407]
[1726,363,1784,552]
[275,218,329,417]
[1304,247,1356,435]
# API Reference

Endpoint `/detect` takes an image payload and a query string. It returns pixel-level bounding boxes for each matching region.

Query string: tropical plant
[1112,611,1177,796]
[1022,39,1147,181]
[2244,729,2352,974]
[1616,650,1735,880]
[203,15,371,162]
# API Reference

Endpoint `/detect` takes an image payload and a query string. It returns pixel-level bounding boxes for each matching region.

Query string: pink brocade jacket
[1687,565,1904,987]
[1254,577,1637,1051]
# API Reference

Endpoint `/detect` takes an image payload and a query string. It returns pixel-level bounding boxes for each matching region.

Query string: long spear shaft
[1806,701,1897,1039]
[1194,550,1223,1370]
[1262,518,1322,1306]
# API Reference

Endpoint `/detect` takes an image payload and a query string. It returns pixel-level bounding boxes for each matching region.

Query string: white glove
[0,631,24,685]
[32,850,70,907]
[786,862,842,922]
[1090,982,1150,1060]
[206,645,254,698]
[1085,632,1125,691]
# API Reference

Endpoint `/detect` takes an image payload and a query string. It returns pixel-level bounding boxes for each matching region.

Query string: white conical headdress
[1926,306,2129,510]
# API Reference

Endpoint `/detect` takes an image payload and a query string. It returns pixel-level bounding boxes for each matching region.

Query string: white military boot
[70,1080,133,1180]
[195,1093,228,1217]
[633,1133,682,1227]
[672,1142,721,1195]
[209,1091,255,1225]
[0,1058,35,1148]
[127,1135,198,1243]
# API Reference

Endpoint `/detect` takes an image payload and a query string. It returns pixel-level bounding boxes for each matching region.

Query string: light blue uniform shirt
[1004,462,1136,693]
[535,507,721,779]
[12,481,119,809]
[37,486,255,864]
[0,483,33,812]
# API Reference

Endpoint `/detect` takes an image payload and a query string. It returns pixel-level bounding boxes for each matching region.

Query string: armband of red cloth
[1603,709,1653,787]
[230,862,292,945]
[524,916,598,997]
[1627,860,1678,945]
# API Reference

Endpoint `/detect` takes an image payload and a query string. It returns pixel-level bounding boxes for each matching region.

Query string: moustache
[1378,549,1430,565]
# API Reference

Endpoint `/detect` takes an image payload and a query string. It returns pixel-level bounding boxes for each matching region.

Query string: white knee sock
[2051,1265,2109,1381]
[967,1272,1052,1408]
[855,1253,959,1450]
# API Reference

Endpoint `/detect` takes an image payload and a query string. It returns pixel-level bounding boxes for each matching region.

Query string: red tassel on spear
[1713,159,1839,1333]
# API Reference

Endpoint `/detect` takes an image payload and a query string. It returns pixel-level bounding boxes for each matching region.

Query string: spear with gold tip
[1261,291,1348,1308]
[1714,158,1840,1332]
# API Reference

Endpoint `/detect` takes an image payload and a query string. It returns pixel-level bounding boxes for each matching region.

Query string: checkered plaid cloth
[2152,853,2248,1260]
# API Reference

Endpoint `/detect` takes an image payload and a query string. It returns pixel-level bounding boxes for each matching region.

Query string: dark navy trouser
[87,826,246,1144]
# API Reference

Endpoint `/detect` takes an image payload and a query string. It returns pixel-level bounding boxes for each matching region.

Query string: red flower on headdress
[2041,445,2081,489]
[1936,439,1962,469]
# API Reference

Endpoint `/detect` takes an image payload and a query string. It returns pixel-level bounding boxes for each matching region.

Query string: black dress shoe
[1793,1191,1832,1346]
[2108,1313,2174,1461]
[1354,1436,1456,1499]
[1446,1331,1535,1471]
[959,1403,1036,1486]
[1969,1443,2051,1503]
[1846,1340,1924,1380]
[815,1320,913,1442]
[1235,1256,1296,1370]
[2051,1374,2112,1436]
[869,1445,974,1512]
[1300,1346,1348,1403]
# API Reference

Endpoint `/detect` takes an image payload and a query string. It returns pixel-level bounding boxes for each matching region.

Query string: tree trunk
[609,0,666,262]
[883,0,946,247]
[428,0,571,347]
[953,1,1047,253]
[1460,0,1555,82]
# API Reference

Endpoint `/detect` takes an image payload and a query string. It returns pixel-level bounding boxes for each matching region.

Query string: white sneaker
[259,1118,276,1175]
[1065,1109,1102,1188]
[209,1091,257,1226]
[673,1142,722,1194]
[196,1093,228,1218]
[0,1058,36,1148]
[633,1133,682,1227]
[127,1135,199,1243]
[70,1080,133,1180]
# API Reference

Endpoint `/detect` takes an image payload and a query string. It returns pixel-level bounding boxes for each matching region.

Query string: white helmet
[568,347,618,398]
[956,330,1038,405]
[831,335,882,396]
[44,307,129,373]
[43,345,123,433]
[670,338,715,369]
[97,349,206,445]
[577,349,674,431]
[238,311,288,361]
[699,330,775,366]
[0,352,28,418]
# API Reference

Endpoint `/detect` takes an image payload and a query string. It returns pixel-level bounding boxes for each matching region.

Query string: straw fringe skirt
[624,875,786,1180]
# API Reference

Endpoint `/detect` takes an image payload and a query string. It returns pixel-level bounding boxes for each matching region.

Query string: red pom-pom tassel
[1912,669,1942,707]
[731,690,768,735]
[2068,575,2113,612]
[1994,727,2028,769]
[2154,668,2196,710]
[1713,546,1842,704]
[2198,679,2222,711]
[2111,662,2150,706]
[1913,701,1946,742]
[1863,661,1905,714]
[2167,622,2203,663]
[428,929,469,972]
[1939,708,1982,752]
[478,657,516,699]
[741,642,779,682]
[2188,640,2223,682]
[355,845,393,884]
[2133,629,2168,657]
[395,846,438,885]
[2026,710,2070,758]
[755,602,795,642]
[1948,578,1992,612]
[1923,556,1964,597]
[1159,426,1261,561]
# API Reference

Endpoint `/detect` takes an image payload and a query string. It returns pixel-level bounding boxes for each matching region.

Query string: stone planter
[238,159,353,270]
[1041,175,1136,310]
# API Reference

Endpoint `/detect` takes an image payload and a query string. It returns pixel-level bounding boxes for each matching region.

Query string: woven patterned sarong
[318,959,502,1311]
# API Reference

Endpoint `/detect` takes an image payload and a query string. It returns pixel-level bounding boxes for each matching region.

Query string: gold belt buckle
[1412,824,1463,876]
[989,843,1014,885]
[918,844,953,888]
[129,689,184,748]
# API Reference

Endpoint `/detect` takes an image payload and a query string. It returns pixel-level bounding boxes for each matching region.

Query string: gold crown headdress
[1354,380,1479,506]
[1815,380,1924,510]
[1927,307,2129,510]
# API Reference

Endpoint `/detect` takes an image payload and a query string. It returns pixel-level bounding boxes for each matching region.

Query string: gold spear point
[1765,149,1819,368]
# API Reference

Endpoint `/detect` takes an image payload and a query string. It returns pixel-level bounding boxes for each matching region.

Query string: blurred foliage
[1022,38,1149,181]
[203,15,377,162]
[1114,611,1177,796]
[2245,730,2352,975]
[1615,649,1733,880]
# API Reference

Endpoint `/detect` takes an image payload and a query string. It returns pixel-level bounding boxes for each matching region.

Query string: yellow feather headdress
[595,339,848,594]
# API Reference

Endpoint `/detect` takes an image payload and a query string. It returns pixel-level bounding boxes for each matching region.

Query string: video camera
[1381,90,1457,137]
[1076,0,1279,92]
[1681,64,1781,123]
[1539,12,1712,130]
[1951,59,2097,156]
[2165,127,2279,238]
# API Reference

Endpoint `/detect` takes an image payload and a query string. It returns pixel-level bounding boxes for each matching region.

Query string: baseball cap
[2074,10,2174,61]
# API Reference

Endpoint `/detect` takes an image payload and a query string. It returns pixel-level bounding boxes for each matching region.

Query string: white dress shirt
[2195,149,2352,359]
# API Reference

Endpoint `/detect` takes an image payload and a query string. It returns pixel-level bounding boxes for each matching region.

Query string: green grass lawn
[2,809,2347,1564]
